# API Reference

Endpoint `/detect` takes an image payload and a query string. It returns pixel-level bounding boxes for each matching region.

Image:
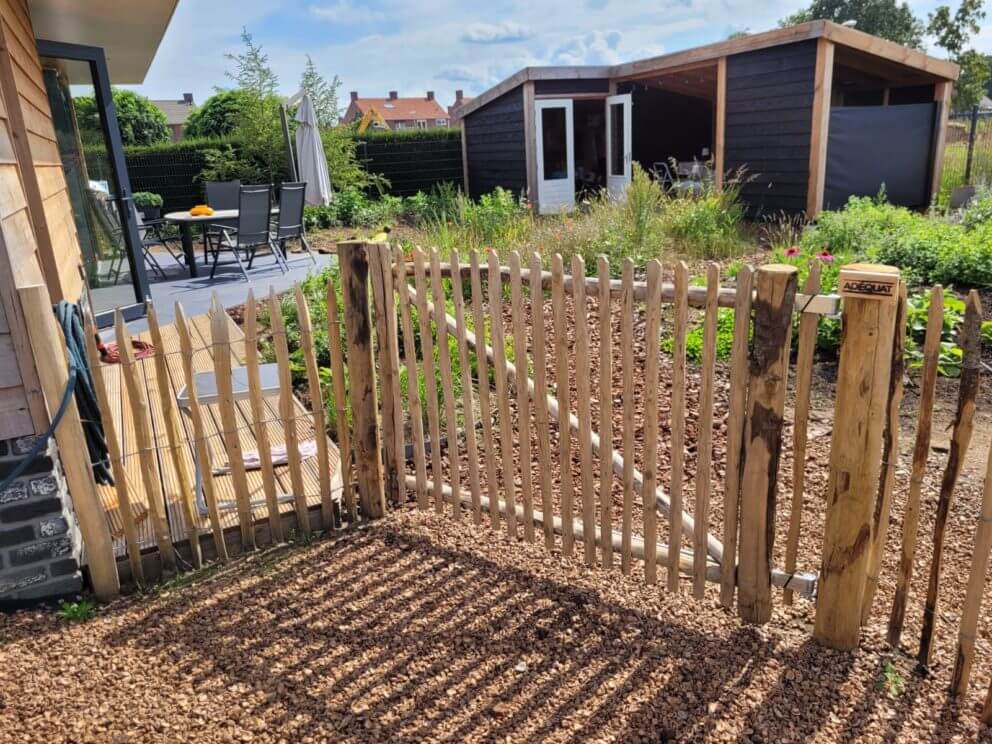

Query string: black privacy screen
[824,102,936,210]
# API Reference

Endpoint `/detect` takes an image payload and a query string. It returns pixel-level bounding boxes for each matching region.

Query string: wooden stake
[174,304,227,560]
[489,250,517,539]
[268,287,308,535]
[146,301,202,567]
[573,254,596,566]
[888,286,944,647]
[430,248,461,521]
[738,264,798,624]
[83,315,143,583]
[413,250,444,513]
[470,250,500,531]
[784,262,821,605]
[642,260,663,585]
[952,437,992,697]
[694,262,719,599]
[243,291,282,542]
[719,265,753,608]
[339,240,386,521]
[552,254,574,555]
[598,255,614,568]
[115,309,177,571]
[861,282,907,622]
[450,247,483,522]
[620,259,635,575]
[815,264,899,649]
[395,247,428,510]
[210,295,256,551]
[669,262,689,593]
[531,252,555,551]
[368,243,403,506]
[295,284,334,529]
[918,290,982,668]
[326,273,355,521]
[510,252,535,540]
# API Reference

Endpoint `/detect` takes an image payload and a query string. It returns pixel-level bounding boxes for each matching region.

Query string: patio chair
[205,184,288,281]
[271,182,317,267]
[93,190,178,282]
[203,180,240,261]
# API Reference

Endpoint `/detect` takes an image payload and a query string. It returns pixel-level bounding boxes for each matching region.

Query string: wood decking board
[96,311,341,557]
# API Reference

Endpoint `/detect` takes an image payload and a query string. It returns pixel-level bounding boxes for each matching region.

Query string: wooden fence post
[368,242,403,506]
[19,286,120,600]
[815,263,900,650]
[338,240,386,520]
[737,265,798,624]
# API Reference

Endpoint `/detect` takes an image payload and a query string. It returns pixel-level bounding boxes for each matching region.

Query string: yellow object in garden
[189,205,214,216]
[372,231,389,242]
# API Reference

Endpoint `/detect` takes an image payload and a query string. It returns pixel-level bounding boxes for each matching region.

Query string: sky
[133,0,992,111]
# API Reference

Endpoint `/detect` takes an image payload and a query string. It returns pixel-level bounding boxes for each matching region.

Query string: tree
[927,0,986,59]
[953,49,992,110]
[74,88,170,146]
[184,89,252,138]
[780,0,925,47]
[225,27,279,97]
[299,55,342,128]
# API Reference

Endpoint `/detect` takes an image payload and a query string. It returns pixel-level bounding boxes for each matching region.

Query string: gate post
[815,263,900,650]
[737,264,798,624]
[338,241,386,520]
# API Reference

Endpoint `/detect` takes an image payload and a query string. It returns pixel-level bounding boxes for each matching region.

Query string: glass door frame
[35,39,148,326]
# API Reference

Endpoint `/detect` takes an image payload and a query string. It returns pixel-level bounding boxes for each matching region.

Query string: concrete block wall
[0,434,83,603]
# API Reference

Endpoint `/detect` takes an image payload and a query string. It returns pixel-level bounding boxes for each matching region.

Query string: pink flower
[818,250,834,264]
[785,246,800,258]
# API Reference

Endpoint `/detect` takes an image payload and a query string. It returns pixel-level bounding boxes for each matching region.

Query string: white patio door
[605,94,632,199]
[535,99,574,214]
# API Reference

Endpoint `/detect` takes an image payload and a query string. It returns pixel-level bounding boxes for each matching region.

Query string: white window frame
[416,119,428,129]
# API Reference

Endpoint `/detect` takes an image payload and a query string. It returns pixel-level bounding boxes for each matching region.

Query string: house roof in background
[151,97,195,126]
[28,0,178,84]
[351,97,449,121]
[456,20,960,120]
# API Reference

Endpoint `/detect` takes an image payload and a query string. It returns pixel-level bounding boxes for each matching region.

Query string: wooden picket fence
[75,238,992,718]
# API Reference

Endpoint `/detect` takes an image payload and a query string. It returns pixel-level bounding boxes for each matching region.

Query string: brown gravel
[1,506,990,743]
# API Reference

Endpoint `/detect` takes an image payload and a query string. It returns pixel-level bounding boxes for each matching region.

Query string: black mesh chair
[203,180,240,261]
[206,185,287,280]
[271,182,316,267]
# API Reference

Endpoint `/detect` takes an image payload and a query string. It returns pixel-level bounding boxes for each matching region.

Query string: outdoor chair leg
[300,235,317,265]
[269,239,289,273]
[143,246,168,281]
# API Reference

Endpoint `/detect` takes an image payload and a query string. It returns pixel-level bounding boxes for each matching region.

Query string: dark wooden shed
[455,21,959,217]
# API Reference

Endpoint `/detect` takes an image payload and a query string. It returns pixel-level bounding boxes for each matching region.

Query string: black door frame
[35,39,148,326]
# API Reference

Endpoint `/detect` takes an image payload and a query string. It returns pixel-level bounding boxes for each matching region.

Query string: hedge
[84,128,464,211]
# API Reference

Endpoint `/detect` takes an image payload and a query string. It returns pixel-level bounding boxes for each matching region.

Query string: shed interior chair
[203,179,241,261]
[272,182,317,267]
[205,185,288,281]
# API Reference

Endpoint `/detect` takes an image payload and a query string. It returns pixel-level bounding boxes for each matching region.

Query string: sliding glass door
[37,40,147,326]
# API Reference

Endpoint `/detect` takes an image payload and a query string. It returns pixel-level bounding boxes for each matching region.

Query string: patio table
[163,209,241,279]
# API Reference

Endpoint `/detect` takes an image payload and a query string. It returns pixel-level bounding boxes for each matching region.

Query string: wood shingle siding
[463,86,527,200]
[725,40,818,215]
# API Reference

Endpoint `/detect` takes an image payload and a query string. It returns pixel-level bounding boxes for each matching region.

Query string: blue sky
[134,0,992,110]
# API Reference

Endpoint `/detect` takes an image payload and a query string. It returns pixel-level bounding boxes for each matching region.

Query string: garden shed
[456,21,959,217]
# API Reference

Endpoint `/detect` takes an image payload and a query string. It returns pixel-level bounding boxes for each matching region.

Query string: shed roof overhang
[456,20,959,120]
[28,0,178,84]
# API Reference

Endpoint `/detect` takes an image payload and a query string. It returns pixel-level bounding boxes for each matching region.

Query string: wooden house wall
[463,86,527,200]
[724,40,818,215]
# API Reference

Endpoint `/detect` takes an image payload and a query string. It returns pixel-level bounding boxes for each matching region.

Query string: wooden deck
[97,311,342,557]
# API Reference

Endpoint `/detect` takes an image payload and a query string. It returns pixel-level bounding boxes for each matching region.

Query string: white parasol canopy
[294,93,332,206]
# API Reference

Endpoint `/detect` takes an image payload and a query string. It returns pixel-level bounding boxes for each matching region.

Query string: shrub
[184,89,252,139]
[659,179,745,259]
[74,88,170,146]
[132,191,163,208]
[662,307,738,363]
[961,188,992,230]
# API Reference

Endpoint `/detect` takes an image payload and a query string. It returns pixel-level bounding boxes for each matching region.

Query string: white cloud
[549,30,623,65]
[310,1,384,25]
[461,21,531,44]
[436,66,480,83]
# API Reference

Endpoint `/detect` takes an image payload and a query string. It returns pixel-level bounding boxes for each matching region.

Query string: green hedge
[84,128,464,211]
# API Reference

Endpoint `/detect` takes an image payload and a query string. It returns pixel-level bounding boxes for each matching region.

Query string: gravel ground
[1,506,990,743]
[3,267,990,742]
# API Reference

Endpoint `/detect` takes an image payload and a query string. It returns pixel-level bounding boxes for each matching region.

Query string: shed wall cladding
[463,86,527,200]
[534,79,610,95]
[724,40,817,216]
